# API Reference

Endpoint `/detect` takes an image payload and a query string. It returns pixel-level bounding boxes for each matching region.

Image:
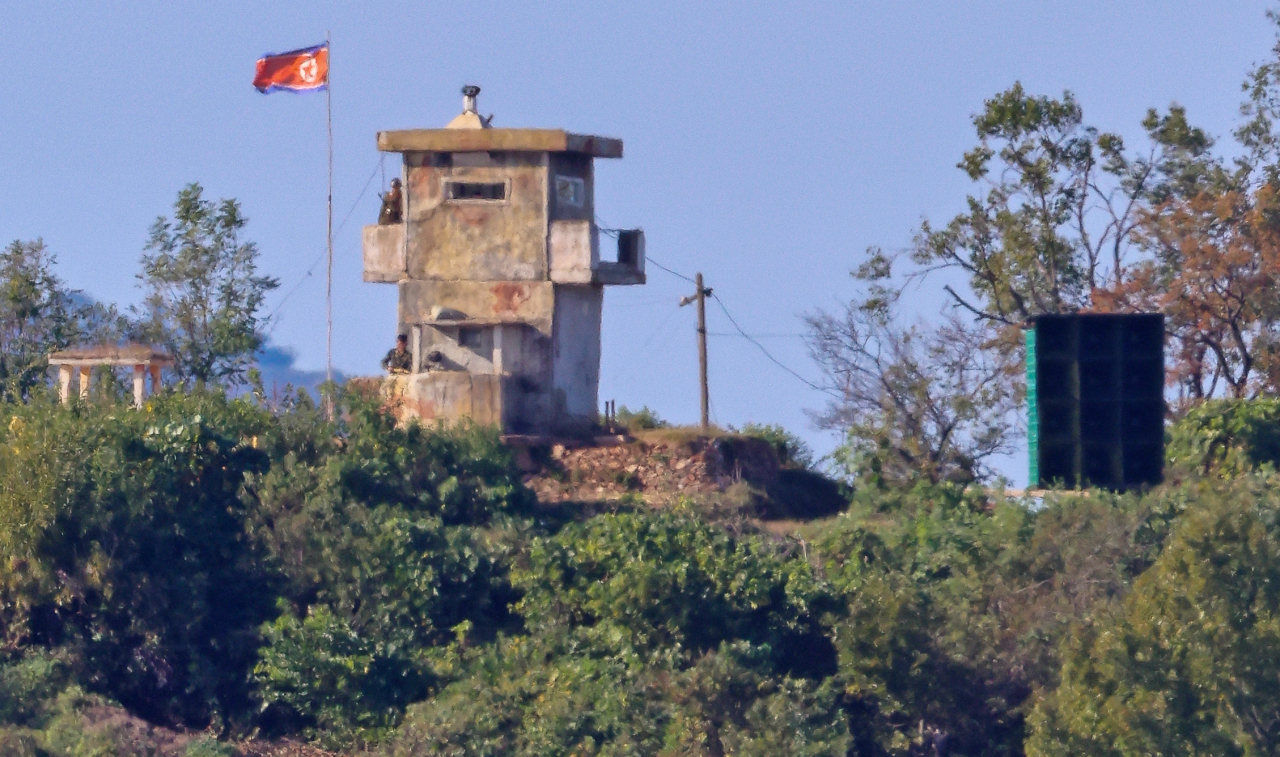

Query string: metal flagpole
[325,30,334,419]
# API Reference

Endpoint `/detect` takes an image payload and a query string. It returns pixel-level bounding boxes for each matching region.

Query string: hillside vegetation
[0,389,1275,756]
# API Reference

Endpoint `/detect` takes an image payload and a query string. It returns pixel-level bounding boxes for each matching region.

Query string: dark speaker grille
[1029,314,1164,489]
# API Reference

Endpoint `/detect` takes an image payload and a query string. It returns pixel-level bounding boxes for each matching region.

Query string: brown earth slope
[519,430,847,521]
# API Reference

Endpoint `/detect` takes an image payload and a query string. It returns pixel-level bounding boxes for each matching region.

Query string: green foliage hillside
[0,388,1275,756]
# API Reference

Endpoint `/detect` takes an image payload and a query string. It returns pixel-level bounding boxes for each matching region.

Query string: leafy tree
[1027,476,1280,756]
[805,83,1139,485]
[389,508,850,757]
[1096,34,1280,404]
[807,285,1017,485]
[812,21,1280,479]
[1166,397,1280,476]
[137,183,278,387]
[0,240,84,400]
[246,392,530,742]
[908,83,1155,331]
[1105,184,1280,404]
[0,389,278,727]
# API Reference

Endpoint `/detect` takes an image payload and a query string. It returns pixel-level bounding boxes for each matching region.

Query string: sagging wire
[709,292,838,398]
[267,157,384,330]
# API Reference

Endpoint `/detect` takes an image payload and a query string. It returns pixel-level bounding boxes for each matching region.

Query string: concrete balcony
[363,224,405,282]
[548,220,645,286]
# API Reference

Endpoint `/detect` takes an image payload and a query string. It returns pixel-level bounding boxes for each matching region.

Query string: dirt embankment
[8,700,342,757]
[519,431,847,521]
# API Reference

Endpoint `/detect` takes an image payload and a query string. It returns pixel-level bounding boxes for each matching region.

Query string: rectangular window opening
[446,181,506,202]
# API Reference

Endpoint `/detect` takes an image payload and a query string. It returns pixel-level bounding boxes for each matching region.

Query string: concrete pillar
[133,364,145,408]
[79,367,91,400]
[58,366,72,405]
[411,325,422,375]
[149,364,162,395]
[493,325,505,375]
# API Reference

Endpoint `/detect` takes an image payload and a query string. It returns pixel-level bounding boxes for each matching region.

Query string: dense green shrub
[244,392,529,742]
[1166,397,1280,476]
[513,507,838,677]
[6,378,1272,756]
[389,508,851,757]
[805,480,1185,756]
[738,422,815,470]
[0,651,68,729]
[255,603,427,745]
[184,736,237,757]
[613,405,668,431]
[1027,475,1280,756]
[392,636,850,757]
[0,390,278,726]
[0,386,535,739]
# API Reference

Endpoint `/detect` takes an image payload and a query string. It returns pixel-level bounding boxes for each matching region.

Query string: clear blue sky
[1,1,1274,480]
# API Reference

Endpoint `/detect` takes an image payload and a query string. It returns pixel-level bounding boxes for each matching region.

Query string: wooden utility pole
[681,273,711,431]
[696,273,709,431]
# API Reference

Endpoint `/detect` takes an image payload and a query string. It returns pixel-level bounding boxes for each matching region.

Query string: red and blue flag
[253,43,328,94]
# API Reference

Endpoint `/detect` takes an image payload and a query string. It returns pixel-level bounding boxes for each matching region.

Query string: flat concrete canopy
[376,128,623,158]
[48,344,173,367]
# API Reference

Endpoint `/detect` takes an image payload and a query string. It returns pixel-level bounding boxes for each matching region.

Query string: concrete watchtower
[362,87,645,434]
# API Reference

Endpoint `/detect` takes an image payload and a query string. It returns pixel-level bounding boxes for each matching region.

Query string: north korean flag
[253,43,328,94]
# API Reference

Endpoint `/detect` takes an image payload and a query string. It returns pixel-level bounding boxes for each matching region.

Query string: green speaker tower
[1027,313,1164,490]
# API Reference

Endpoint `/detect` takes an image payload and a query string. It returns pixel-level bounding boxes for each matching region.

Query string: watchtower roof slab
[376,128,623,158]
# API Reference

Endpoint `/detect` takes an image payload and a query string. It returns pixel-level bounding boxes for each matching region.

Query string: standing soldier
[381,333,412,374]
[378,178,403,224]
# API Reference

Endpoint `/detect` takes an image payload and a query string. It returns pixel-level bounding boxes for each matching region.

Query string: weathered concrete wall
[551,284,603,427]
[417,322,550,377]
[362,224,405,282]
[403,152,548,282]
[548,219,598,283]
[398,280,556,335]
[383,372,515,428]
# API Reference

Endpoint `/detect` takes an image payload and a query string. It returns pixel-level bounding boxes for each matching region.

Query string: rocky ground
[3,700,343,757]
[518,429,846,521]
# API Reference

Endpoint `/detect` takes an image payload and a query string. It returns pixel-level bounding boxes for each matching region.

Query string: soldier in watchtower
[378,178,403,224]
[381,333,412,374]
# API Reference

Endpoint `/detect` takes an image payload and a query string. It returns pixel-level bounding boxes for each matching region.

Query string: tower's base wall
[383,372,516,429]
[379,372,596,435]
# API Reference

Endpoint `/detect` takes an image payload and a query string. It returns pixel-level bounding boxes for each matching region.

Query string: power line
[645,254,697,284]
[640,302,685,350]
[266,157,383,329]
[634,252,837,400]
[710,292,840,399]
